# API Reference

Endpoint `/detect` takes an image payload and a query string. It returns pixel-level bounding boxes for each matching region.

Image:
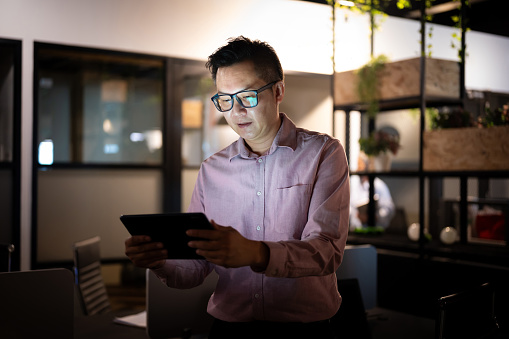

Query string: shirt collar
[228,113,297,161]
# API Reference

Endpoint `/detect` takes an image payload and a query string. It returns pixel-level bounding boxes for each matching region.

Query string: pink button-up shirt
[154,113,350,323]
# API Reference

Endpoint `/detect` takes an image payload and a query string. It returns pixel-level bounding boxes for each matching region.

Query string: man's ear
[275,81,285,104]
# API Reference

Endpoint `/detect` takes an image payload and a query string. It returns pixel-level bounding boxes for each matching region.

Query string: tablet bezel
[120,212,213,260]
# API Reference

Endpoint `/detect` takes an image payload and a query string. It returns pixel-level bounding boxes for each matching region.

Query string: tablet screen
[120,212,213,259]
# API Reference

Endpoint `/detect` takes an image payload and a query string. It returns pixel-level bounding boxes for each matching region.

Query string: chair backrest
[73,236,111,316]
[0,243,15,272]
[0,268,74,339]
[146,269,218,339]
[436,282,500,339]
[336,244,377,310]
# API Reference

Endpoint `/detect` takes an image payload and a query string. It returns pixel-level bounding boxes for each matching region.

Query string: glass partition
[36,45,165,165]
[34,44,170,266]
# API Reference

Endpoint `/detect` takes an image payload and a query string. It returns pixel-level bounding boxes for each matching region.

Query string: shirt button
[256,225,261,231]
[258,158,263,163]
[257,191,262,196]
[255,294,260,299]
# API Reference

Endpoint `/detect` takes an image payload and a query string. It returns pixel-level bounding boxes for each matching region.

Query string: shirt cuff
[257,241,286,277]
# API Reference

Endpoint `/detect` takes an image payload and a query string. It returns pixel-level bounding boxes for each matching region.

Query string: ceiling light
[338,1,355,7]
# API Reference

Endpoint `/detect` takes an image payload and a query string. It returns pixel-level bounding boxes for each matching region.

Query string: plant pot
[368,152,392,172]
[423,126,509,171]
[334,57,460,107]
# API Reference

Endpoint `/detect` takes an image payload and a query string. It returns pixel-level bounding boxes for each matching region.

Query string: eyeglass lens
[215,92,258,111]
[212,81,277,112]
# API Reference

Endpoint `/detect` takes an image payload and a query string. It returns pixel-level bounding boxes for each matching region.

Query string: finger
[125,241,165,257]
[188,239,220,250]
[125,235,152,246]
[128,249,168,265]
[186,229,220,240]
[211,220,230,231]
[211,219,220,230]
[197,250,232,268]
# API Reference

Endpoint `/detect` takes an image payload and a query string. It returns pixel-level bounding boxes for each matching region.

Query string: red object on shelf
[475,213,505,241]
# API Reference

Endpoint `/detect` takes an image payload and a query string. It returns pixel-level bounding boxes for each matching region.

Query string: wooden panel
[423,126,509,171]
[334,57,460,107]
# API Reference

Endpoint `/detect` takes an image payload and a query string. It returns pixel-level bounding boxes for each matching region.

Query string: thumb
[210,219,224,230]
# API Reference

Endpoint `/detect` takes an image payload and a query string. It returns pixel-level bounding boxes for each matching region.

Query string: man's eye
[239,92,256,99]
[219,96,232,103]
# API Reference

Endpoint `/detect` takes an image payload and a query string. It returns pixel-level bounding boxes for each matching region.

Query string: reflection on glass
[38,139,54,165]
[36,46,164,165]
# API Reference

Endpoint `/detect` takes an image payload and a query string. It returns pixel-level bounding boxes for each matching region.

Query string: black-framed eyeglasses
[211,81,278,112]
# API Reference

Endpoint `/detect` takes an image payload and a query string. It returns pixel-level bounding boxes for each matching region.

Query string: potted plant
[477,104,509,127]
[359,129,401,171]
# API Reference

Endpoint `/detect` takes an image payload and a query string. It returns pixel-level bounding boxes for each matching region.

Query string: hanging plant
[356,54,388,117]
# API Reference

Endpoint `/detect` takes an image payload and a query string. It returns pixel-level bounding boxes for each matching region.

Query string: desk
[74,313,148,339]
[75,308,435,339]
[368,307,435,339]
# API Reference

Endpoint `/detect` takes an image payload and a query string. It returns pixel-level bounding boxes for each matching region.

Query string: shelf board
[347,233,509,268]
[423,240,509,268]
[347,233,421,254]
[334,96,462,113]
[351,170,509,178]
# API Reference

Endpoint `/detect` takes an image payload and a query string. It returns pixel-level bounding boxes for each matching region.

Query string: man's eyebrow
[217,84,256,95]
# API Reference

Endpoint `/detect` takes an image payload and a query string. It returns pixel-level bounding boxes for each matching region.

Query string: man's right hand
[125,235,167,269]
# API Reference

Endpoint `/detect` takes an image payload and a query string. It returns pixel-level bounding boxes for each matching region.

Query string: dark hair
[206,36,284,84]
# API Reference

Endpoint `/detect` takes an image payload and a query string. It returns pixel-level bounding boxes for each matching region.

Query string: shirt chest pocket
[271,177,313,238]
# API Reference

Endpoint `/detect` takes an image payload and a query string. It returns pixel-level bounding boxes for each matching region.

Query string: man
[125,36,350,338]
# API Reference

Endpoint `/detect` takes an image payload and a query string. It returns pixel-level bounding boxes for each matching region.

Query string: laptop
[146,269,218,338]
[0,268,74,339]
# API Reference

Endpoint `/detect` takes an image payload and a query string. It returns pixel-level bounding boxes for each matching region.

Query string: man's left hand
[187,220,269,270]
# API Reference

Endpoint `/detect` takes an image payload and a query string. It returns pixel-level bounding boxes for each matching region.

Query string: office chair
[0,243,15,272]
[435,282,500,339]
[73,236,112,316]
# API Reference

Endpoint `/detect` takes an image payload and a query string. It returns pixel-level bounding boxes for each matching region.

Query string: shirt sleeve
[263,138,350,278]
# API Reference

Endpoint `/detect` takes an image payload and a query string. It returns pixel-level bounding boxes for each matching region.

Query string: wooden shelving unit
[332,0,509,268]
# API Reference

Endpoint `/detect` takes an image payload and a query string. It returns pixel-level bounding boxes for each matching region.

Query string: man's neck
[245,115,282,156]
[246,142,271,157]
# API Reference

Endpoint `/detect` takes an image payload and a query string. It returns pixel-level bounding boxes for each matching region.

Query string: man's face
[215,60,284,152]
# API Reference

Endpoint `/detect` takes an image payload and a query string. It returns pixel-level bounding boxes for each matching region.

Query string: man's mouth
[237,122,252,128]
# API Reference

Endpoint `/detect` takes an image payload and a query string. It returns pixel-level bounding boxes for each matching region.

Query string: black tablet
[120,212,213,259]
